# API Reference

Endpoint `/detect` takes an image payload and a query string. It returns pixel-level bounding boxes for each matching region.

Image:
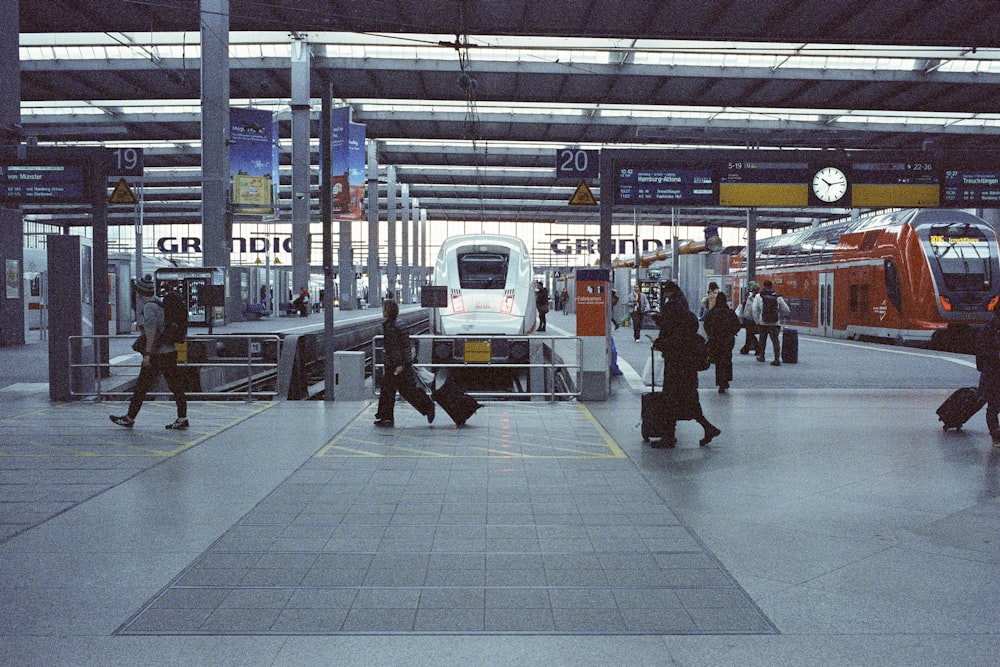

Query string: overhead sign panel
[941,168,1000,205]
[719,160,810,207]
[850,159,939,207]
[1,164,86,203]
[556,148,600,180]
[616,167,715,205]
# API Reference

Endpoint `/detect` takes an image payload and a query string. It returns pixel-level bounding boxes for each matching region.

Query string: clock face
[812,167,848,203]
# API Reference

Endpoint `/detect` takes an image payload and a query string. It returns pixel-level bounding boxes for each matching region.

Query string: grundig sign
[157,236,294,254]
[549,238,672,255]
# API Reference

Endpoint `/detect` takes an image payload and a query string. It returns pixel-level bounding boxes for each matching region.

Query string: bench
[243,302,270,320]
[278,301,298,317]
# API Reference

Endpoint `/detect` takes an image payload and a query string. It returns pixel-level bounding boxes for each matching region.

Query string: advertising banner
[327,106,366,220]
[229,107,278,214]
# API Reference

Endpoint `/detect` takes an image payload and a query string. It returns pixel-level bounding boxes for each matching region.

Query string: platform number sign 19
[556,148,599,180]
[108,147,143,177]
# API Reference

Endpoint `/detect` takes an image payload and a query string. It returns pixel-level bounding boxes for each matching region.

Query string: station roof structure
[14,0,1000,234]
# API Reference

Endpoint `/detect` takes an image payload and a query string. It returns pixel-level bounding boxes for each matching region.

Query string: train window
[885,259,903,312]
[928,231,992,292]
[456,251,509,289]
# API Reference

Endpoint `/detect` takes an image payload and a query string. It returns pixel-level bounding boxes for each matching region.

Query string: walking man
[110,275,188,429]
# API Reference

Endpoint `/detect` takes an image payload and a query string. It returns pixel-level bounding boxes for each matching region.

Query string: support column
[366,142,380,305]
[411,197,420,289]
[386,166,397,301]
[0,0,23,346]
[321,82,336,400]
[400,183,410,303]
[747,208,758,284]
[290,34,311,298]
[420,209,428,278]
[200,0,231,315]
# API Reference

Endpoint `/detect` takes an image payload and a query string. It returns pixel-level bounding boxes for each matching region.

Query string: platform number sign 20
[556,148,599,180]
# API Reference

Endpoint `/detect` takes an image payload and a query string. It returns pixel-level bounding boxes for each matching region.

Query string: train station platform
[1,309,998,665]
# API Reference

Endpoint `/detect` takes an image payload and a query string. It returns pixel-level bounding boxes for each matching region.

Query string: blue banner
[229,107,277,214]
[328,106,366,220]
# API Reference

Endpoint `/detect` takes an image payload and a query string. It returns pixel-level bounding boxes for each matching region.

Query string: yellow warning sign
[109,178,137,205]
[569,180,597,206]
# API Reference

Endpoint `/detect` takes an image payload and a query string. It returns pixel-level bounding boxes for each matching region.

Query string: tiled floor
[118,404,774,635]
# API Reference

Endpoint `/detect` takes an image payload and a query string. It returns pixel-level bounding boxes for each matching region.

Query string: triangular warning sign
[109,178,137,205]
[568,180,597,206]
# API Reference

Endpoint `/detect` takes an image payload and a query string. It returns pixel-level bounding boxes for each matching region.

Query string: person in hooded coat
[703,292,743,394]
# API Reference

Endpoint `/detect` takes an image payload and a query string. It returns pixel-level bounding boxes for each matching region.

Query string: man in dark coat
[976,307,1000,445]
[703,292,742,394]
[374,300,435,427]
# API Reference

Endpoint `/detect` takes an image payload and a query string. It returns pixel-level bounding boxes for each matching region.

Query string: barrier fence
[68,334,282,401]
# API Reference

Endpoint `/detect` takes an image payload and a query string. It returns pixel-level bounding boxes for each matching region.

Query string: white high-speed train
[427,234,538,371]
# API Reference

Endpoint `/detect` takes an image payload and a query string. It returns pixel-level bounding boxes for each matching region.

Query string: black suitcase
[641,348,672,441]
[781,327,798,364]
[432,379,481,426]
[936,387,985,431]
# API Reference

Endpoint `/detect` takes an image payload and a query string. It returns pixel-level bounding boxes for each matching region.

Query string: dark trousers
[631,311,643,340]
[537,308,547,331]
[710,338,735,387]
[739,319,758,353]
[756,324,781,360]
[376,365,434,420]
[127,351,187,419]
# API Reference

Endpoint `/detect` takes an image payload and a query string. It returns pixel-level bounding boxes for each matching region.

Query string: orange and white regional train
[730,209,1000,347]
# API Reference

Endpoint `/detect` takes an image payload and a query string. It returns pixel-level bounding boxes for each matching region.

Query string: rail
[372,334,582,401]
[68,334,282,401]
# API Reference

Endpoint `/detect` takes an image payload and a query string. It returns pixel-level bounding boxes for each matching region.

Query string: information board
[850,159,939,207]
[1,164,86,203]
[719,160,810,207]
[941,169,1000,205]
[615,167,715,205]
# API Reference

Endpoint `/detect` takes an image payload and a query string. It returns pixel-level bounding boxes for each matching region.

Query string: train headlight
[938,295,953,312]
[500,291,514,313]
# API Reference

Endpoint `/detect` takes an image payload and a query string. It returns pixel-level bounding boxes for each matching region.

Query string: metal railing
[372,334,582,401]
[68,333,282,401]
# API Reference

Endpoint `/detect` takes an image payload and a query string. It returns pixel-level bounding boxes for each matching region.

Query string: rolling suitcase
[432,379,481,426]
[641,348,672,441]
[781,327,798,364]
[936,387,985,431]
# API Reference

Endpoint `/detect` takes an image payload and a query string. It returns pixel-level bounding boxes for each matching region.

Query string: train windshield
[456,251,509,289]
[927,225,993,292]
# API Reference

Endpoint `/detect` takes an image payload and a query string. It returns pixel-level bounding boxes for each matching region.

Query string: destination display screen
[1,164,86,203]
[941,169,1000,205]
[615,167,715,205]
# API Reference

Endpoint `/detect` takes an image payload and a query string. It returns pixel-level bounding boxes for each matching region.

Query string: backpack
[760,292,780,325]
[160,291,189,345]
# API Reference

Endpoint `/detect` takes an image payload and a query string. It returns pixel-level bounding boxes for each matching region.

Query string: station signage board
[608,150,992,209]
[1,164,87,203]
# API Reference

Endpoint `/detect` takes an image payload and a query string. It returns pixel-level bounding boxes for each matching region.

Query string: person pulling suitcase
[374,300,435,427]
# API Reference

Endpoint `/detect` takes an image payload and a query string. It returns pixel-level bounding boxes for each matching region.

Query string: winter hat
[748,281,760,291]
[133,274,155,296]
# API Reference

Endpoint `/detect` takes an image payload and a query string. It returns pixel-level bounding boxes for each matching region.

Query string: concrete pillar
[0,0,24,346]
[367,141,380,305]
[400,183,410,303]
[290,34,312,299]
[386,166,397,301]
[200,0,231,314]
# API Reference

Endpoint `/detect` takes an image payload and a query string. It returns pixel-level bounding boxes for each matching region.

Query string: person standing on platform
[752,280,790,366]
[703,292,742,394]
[610,289,621,329]
[560,286,570,315]
[374,299,435,427]
[976,305,1000,446]
[110,275,188,430]
[737,281,760,355]
[628,283,650,342]
[535,281,549,332]
[698,281,720,322]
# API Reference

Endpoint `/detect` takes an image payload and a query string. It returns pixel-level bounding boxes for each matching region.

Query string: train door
[819,271,834,336]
